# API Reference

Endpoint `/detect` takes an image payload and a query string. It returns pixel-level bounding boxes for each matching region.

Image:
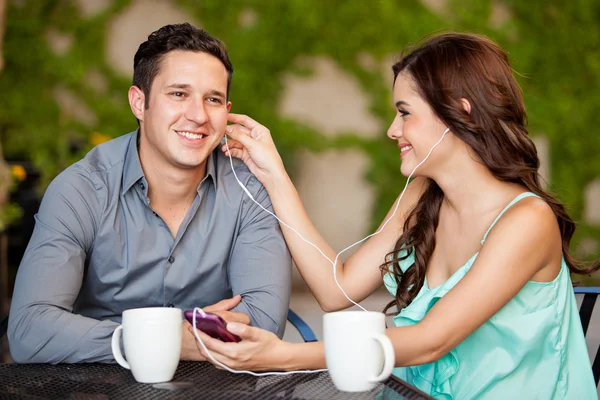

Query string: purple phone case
[184,310,241,342]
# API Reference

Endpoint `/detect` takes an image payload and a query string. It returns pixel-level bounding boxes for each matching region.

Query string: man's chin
[173,156,209,171]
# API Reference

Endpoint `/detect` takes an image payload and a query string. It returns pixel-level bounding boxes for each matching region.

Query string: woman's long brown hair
[381,32,600,313]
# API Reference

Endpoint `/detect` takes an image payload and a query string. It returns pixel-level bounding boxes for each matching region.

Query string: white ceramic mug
[324,311,395,392]
[111,307,182,383]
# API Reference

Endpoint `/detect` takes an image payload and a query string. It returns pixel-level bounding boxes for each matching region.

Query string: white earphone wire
[224,127,449,310]
[192,308,327,376]
[191,127,449,375]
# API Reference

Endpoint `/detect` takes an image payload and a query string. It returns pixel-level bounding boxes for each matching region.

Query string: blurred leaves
[0,0,598,262]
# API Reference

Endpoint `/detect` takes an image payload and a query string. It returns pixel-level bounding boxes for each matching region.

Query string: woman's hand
[222,113,288,189]
[180,295,250,361]
[190,322,293,371]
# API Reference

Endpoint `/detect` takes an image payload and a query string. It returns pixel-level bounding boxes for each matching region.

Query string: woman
[195,32,599,398]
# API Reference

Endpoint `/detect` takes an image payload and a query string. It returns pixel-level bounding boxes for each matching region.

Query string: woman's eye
[398,109,409,118]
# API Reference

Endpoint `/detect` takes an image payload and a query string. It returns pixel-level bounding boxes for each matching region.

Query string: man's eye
[170,92,185,97]
[207,97,223,104]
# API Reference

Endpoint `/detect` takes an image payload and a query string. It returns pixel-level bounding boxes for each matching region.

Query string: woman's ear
[461,98,472,114]
[128,86,146,121]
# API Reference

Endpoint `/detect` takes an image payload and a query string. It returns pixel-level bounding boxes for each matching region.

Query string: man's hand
[180,295,250,361]
[181,319,205,361]
[203,295,251,325]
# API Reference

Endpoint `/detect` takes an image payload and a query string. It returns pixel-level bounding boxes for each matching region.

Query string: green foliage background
[1,0,599,267]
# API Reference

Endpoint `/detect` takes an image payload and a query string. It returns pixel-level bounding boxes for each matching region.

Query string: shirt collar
[121,129,218,195]
[121,130,144,195]
[202,149,217,191]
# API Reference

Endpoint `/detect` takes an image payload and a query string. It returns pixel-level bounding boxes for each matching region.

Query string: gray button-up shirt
[8,131,292,363]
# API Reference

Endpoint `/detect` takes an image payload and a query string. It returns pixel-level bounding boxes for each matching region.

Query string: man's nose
[184,98,208,125]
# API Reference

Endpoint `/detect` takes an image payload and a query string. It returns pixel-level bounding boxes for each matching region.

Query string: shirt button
[140,182,145,190]
[168,256,175,263]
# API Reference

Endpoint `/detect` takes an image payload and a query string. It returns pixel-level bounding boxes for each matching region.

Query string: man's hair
[133,23,233,108]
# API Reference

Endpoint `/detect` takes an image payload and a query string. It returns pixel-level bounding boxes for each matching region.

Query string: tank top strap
[480,192,540,245]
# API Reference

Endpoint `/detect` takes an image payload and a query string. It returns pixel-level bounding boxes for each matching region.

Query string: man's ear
[461,98,472,114]
[226,101,232,113]
[128,86,146,121]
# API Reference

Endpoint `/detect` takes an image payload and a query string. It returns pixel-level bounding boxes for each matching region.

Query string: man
[7,23,292,363]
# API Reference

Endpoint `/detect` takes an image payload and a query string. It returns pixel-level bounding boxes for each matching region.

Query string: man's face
[131,50,231,173]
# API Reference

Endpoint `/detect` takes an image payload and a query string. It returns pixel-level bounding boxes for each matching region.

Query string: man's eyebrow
[165,85,226,98]
[208,89,226,98]
[395,100,410,108]
[166,83,191,89]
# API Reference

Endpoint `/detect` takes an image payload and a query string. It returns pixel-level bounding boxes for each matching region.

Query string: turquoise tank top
[383,192,597,399]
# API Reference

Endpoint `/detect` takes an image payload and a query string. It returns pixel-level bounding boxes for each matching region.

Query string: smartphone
[184,310,241,343]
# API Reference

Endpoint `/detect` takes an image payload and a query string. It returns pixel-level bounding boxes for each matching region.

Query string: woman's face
[387,72,449,177]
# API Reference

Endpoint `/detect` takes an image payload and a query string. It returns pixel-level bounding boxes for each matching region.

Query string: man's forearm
[8,305,119,363]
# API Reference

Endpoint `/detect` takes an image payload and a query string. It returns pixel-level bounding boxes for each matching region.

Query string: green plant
[0,0,598,267]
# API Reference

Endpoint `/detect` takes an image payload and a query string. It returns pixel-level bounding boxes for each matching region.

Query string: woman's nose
[387,117,402,140]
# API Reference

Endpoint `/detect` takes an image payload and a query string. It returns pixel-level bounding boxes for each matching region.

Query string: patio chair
[0,315,6,340]
[574,286,600,386]
[287,309,318,342]
[0,314,7,363]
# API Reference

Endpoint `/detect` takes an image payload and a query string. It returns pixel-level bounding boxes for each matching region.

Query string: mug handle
[368,334,395,383]
[111,325,131,370]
